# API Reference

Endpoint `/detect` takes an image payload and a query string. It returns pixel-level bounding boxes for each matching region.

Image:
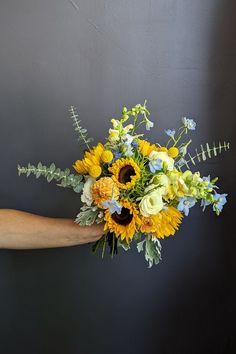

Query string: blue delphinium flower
[165,129,176,139]
[101,199,122,215]
[177,197,197,216]
[146,119,154,130]
[149,158,162,173]
[122,133,134,156]
[202,176,219,189]
[182,117,196,130]
[201,198,211,211]
[131,140,139,150]
[111,151,122,163]
[213,193,228,214]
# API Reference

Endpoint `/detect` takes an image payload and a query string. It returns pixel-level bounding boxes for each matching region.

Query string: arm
[0,209,104,249]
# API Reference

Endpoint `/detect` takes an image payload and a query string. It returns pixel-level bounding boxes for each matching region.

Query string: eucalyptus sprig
[69,106,93,149]
[18,162,83,192]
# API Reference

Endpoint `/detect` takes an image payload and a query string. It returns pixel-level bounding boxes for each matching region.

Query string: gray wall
[0,1,235,353]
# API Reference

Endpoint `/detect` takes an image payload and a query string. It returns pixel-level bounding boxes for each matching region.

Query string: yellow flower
[138,140,168,156]
[168,147,179,158]
[166,170,189,199]
[104,199,141,243]
[140,216,157,233]
[138,140,156,156]
[152,207,183,239]
[92,177,119,208]
[101,150,114,163]
[108,129,120,142]
[73,160,88,175]
[73,143,104,175]
[108,158,141,190]
[89,165,102,178]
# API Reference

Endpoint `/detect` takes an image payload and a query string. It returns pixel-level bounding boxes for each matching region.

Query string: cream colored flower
[123,124,134,134]
[81,176,95,206]
[111,119,120,128]
[139,189,164,217]
[108,129,120,142]
[149,151,174,171]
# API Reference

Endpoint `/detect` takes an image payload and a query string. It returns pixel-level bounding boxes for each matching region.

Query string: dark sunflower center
[118,165,135,184]
[112,207,133,226]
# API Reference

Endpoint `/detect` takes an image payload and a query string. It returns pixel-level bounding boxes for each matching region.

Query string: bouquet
[18,102,229,267]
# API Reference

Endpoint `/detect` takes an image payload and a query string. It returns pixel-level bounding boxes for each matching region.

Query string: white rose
[81,177,95,206]
[139,189,164,217]
[149,151,174,171]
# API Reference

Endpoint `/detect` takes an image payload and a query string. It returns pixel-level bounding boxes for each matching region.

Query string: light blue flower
[149,158,163,173]
[200,198,211,211]
[124,145,134,157]
[202,176,219,189]
[213,193,227,214]
[182,117,196,130]
[146,119,154,130]
[111,151,122,163]
[101,199,122,215]
[165,129,176,138]
[132,140,139,150]
[177,197,197,216]
[123,133,133,145]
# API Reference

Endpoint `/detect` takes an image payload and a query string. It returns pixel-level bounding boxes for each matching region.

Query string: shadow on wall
[150,2,236,354]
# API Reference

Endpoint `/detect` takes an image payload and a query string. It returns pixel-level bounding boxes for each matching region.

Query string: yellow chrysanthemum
[101,150,114,163]
[168,147,179,158]
[138,140,168,157]
[108,158,141,189]
[151,207,183,239]
[104,199,141,243]
[92,177,119,208]
[73,143,104,175]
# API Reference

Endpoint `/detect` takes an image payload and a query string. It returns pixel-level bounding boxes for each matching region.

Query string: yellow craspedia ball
[88,165,102,178]
[101,150,114,163]
[168,147,179,158]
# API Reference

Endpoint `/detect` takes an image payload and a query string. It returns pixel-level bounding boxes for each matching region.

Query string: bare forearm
[0,209,104,249]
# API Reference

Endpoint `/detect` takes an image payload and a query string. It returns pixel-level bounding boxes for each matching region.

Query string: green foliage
[179,141,230,169]
[75,205,102,226]
[117,238,130,251]
[69,106,93,149]
[137,235,162,268]
[17,162,83,192]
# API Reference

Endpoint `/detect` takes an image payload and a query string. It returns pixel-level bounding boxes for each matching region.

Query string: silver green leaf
[18,163,83,191]
[69,106,93,149]
[75,205,100,226]
[178,141,230,170]
[137,235,162,268]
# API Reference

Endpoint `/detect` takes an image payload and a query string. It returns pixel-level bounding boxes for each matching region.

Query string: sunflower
[138,139,168,157]
[104,199,141,243]
[108,158,141,189]
[92,177,119,208]
[151,207,183,239]
[73,143,104,176]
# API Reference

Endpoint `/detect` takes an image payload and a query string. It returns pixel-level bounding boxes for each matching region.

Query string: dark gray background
[0,1,235,353]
